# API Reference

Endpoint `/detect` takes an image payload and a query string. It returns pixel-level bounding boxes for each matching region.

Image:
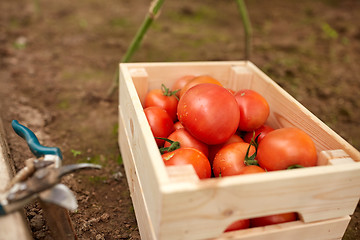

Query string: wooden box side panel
[124,61,248,92]
[118,108,157,240]
[213,216,350,240]
[119,64,171,237]
[160,163,360,240]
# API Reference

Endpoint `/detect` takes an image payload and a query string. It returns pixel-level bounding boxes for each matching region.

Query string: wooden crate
[118,61,360,240]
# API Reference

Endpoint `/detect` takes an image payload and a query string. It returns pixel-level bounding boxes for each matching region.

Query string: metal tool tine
[58,163,102,177]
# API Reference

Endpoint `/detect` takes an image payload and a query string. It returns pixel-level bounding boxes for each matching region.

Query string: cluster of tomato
[142,74,318,231]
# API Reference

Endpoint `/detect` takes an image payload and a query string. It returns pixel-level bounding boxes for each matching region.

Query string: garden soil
[0,0,359,239]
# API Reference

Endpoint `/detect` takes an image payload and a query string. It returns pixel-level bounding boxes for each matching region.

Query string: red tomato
[257,127,317,171]
[208,133,244,166]
[234,89,270,131]
[239,165,266,175]
[164,128,209,157]
[144,84,179,122]
[162,148,211,179]
[171,75,195,98]
[250,212,298,227]
[173,121,184,130]
[224,219,250,232]
[212,142,256,177]
[243,125,275,144]
[144,106,174,147]
[178,83,240,145]
[179,75,223,98]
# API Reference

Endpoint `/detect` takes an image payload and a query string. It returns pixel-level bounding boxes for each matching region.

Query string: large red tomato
[144,106,174,147]
[250,212,298,227]
[163,128,209,157]
[162,148,211,179]
[234,89,270,132]
[212,142,256,177]
[144,84,179,122]
[257,127,317,171]
[177,83,240,145]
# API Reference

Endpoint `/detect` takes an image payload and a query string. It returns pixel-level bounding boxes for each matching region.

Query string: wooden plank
[119,108,157,240]
[0,117,33,240]
[212,216,350,240]
[159,163,360,239]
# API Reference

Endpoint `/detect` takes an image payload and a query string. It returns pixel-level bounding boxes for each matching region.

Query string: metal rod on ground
[235,0,252,60]
[106,0,165,98]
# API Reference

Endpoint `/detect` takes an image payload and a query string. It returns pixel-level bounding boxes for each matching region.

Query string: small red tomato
[257,127,317,171]
[171,75,195,98]
[164,128,209,157]
[162,148,211,179]
[144,106,174,147]
[250,212,298,227]
[212,142,255,177]
[224,219,250,232]
[179,75,223,98]
[208,133,244,166]
[144,84,179,122]
[243,125,275,144]
[239,165,266,175]
[234,89,270,131]
[178,83,240,145]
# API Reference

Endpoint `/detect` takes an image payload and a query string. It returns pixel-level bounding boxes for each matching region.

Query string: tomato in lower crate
[179,75,223,98]
[224,219,250,232]
[208,133,244,166]
[144,84,179,122]
[243,125,274,144]
[144,106,174,147]
[163,128,209,157]
[239,165,266,175]
[212,142,256,177]
[178,83,240,145]
[171,75,195,98]
[234,89,270,132]
[257,127,317,171]
[162,148,211,179]
[250,212,298,227]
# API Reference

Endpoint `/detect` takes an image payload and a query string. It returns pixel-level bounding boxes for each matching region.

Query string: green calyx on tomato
[161,84,180,100]
[244,133,260,166]
[156,137,181,154]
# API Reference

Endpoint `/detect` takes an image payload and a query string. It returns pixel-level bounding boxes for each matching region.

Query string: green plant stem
[107,0,165,98]
[235,0,252,60]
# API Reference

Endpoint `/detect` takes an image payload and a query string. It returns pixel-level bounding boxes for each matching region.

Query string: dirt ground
[0,0,359,239]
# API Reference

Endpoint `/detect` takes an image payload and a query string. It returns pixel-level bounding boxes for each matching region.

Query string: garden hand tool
[0,120,101,216]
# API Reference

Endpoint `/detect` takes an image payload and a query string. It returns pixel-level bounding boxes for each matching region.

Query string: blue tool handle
[11,120,63,160]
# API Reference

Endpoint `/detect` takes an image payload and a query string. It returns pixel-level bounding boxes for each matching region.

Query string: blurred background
[0,0,359,239]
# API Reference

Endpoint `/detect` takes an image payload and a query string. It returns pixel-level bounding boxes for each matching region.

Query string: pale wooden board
[212,216,350,240]
[0,118,33,240]
[159,160,359,239]
[119,107,157,240]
